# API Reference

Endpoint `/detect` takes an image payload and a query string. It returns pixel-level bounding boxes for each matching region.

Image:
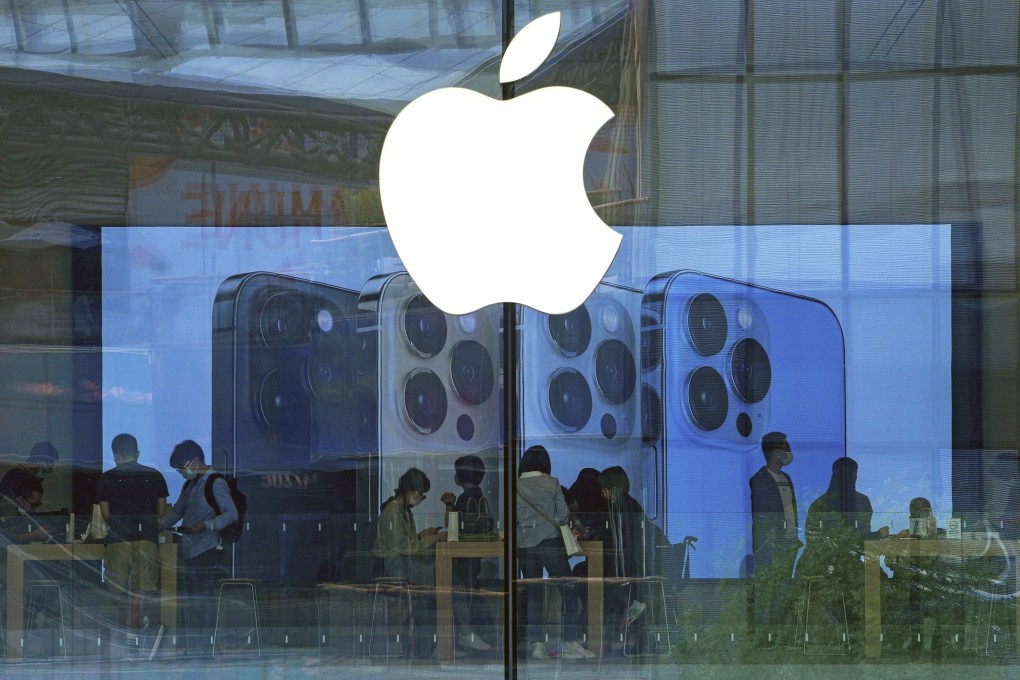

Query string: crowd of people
[0,435,238,656]
[2,432,1016,660]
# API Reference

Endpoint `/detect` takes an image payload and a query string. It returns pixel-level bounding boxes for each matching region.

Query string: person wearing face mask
[749,432,802,645]
[159,439,237,655]
[0,478,52,543]
[374,467,490,657]
[0,441,59,504]
[750,431,800,572]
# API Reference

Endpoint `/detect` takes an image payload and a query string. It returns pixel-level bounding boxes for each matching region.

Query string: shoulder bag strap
[203,472,223,515]
[516,490,561,529]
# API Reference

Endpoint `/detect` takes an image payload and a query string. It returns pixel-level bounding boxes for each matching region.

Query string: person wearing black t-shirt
[95,433,169,636]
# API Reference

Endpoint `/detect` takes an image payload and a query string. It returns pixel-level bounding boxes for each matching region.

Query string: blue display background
[101,225,951,548]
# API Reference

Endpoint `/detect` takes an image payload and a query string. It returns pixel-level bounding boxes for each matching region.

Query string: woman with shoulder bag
[516,446,595,660]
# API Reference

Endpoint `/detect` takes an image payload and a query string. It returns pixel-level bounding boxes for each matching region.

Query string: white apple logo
[379,12,622,315]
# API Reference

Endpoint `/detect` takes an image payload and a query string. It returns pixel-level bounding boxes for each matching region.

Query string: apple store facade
[0,1,1017,677]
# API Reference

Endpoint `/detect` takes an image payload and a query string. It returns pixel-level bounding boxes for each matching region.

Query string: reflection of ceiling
[0,0,508,111]
[0,2,627,183]
[0,2,625,110]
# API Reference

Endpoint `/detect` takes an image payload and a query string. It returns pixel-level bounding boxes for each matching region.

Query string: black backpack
[202,472,246,544]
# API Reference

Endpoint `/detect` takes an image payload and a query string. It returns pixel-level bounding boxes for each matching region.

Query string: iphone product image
[358,271,503,526]
[517,282,646,511]
[212,272,364,579]
[641,271,846,578]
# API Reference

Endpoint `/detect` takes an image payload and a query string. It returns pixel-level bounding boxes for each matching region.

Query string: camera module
[308,303,351,402]
[548,305,592,357]
[259,292,307,348]
[687,366,728,431]
[548,368,593,432]
[450,340,495,406]
[730,338,771,404]
[641,383,662,446]
[403,294,447,358]
[686,293,727,356]
[403,369,448,433]
[595,339,637,405]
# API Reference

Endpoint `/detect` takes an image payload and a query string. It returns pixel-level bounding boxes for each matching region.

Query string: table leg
[6,549,25,660]
[435,548,454,660]
[587,552,603,655]
[864,552,882,658]
[159,543,177,655]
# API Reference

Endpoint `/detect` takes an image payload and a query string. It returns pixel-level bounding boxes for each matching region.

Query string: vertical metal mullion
[501,4,517,676]
[839,0,849,227]
[745,0,755,227]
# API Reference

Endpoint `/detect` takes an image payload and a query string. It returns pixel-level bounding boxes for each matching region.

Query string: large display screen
[101,225,950,578]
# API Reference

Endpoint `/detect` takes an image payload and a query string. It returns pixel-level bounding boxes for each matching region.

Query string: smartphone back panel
[643,271,846,578]
[359,272,503,525]
[212,272,364,579]
[518,283,645,507]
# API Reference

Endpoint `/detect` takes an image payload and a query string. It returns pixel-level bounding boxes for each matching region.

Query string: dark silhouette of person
[159,440,238,655]
[96,433,169,638]
[749,432,801,644]
[439,455,495,652]
[750,431,800,573]
[568,467,606,540]
[799,457,888,579]
[0,442,59,502]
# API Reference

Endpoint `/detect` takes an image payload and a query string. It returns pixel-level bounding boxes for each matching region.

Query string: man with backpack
[160,440,238,655]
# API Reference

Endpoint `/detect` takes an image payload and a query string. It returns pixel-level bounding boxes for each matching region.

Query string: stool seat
[213,579,261,658]
[798,575,850,655]
[366,577,412,662]
[24,582,69,660]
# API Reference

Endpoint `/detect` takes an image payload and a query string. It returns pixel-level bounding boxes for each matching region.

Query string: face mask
[777,450,794,467]
[180,468,197,481]
[37,470,50,478]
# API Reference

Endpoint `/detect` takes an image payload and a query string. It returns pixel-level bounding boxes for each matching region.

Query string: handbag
[517,490,583,557]
[89,503,108,540]
[461,495,499,542]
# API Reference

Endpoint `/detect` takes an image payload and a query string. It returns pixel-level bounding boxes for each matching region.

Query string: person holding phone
[159,440,237,655]
[375,467,491,657]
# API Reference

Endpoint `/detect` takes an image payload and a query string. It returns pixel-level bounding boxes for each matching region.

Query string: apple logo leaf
[499,12,561,84]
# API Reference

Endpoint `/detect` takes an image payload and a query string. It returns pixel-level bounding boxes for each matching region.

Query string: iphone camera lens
[549,369,593,432]
[404,369,448,433]
[403,294,447,357]
[548,305,592,357]
[687,293,727,356]
[450,340,495,406]
[687,366,728,431]
[256,369,310,440]
[730,338,771,404]
[259,292,307,348]
[595,339,637,405]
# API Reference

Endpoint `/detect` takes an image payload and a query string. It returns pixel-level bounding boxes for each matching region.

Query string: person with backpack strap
[160,440,238,655]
